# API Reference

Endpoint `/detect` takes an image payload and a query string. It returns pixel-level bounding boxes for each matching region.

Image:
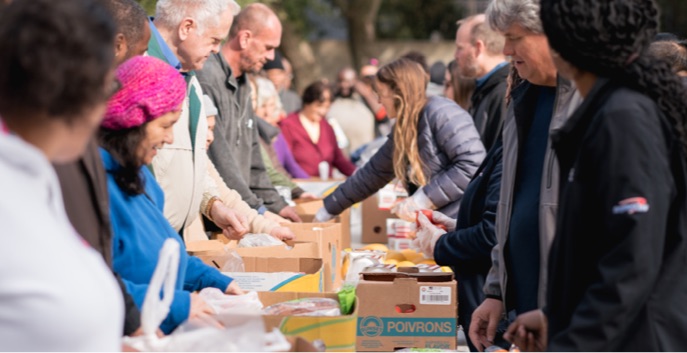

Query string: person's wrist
[205,196,221,222]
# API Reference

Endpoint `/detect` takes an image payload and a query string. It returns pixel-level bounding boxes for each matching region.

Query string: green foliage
[136,0,156,15]
[376,0,464,40]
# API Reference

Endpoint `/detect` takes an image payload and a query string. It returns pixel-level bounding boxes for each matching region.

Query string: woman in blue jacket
[98,56,242,334]
[315,58,485,222]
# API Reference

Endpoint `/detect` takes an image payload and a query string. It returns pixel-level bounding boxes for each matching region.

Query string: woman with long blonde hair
[316,58,486,222]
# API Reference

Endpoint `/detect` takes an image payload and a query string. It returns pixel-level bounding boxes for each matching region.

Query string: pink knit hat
[102,56,186,130]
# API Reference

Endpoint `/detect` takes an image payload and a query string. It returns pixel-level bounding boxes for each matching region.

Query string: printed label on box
[357,317,457,337]
[419,286,451,305]
[223,272,304,291]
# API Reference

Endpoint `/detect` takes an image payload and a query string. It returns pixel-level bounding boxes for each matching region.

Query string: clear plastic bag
[343,250,385,286]
[121,239,275,352]
[198,288,263,315]
[219,249,245,272]
[262,297,341,317]
[238,233,290,249]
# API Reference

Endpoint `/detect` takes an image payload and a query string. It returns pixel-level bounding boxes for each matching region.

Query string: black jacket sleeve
[433,144,502,272]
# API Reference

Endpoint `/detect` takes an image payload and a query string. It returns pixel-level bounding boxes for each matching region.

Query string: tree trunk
[336,0,382,70]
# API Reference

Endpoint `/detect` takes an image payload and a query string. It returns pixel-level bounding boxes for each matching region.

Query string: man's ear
[178,17,195,41]
[238,30,252,50]
[114,33,127,60]
[474,39,485,58]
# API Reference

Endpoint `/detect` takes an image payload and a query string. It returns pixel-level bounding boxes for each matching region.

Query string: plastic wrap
[262,298,341,317]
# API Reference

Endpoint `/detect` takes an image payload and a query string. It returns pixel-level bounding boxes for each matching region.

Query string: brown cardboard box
[283,223,343,291]
[361,193,394,244]
[259,291,357,352]
[294,200,351,249]
[356,272,458,351]
[186,240,319,259]
[285,336,322,352]
[199,256,324,292]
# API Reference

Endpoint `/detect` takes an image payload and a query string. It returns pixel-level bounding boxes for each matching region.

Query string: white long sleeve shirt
[0,133,124,351]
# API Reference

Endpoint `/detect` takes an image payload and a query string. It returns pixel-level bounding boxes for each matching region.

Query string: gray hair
[486,0,543,34]
[155,0,240,35]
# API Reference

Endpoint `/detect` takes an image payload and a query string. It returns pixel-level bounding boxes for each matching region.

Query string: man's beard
[337,88,353,98]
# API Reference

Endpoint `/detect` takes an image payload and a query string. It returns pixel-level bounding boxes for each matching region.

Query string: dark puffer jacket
[323,96,485,218]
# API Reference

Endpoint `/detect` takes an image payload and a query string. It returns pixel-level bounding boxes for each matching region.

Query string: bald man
[327,67,375,156]
[454,14,508,151]
[197,3,302,222]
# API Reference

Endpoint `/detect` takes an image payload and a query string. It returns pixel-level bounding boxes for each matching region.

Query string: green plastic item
[337,284,356,315]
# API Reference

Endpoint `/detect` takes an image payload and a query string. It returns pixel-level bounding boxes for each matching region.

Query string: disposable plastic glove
[431,210,457,232]
[412,212,446,257]
[391,188,434,222]
[314,207,336,222]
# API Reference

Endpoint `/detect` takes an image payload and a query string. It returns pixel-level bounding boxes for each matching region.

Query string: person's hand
[314,206,335,222]
[391,189,434,222]
[279,205,302,222]
[504,309,547,352]
[210,202,249,240]
[431,210,457,232]
[264,210,289,223]
[297,192,319,201]
[189,292,216,320]
[224,281,245,295]
[469,298,505,351]
[270,226,295,240]
[413,212,447,257]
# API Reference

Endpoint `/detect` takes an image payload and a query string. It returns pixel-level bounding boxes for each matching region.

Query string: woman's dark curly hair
[98,126,148,195]
[0,0,116,121]
[540,0,687,155]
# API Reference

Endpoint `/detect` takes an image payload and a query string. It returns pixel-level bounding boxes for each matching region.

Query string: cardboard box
[259,291,358,352]
[285,336,321,352]
[361,193,394,244]
[221,257,324,292]
[356,272,458,351]
[294,200,351,249]
[283,223,343,291]
[186,240,319,259]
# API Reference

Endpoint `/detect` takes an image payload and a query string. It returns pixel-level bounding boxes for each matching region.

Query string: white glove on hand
[391,188,435,222]
[412,212,446,258]
[431,211,457,232]
[314,207,335,222]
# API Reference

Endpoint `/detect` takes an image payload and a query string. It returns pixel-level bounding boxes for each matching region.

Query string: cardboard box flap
[185,240,225,255]
[360,271,454,282]
[243,257,323,274]
[229,241,319,259]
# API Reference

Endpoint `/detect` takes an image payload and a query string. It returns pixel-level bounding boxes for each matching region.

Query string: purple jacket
[274,133,310,179]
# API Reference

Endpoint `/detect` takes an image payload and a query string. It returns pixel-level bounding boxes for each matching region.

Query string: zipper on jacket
[546,83,563,189]
[546,152,555,189]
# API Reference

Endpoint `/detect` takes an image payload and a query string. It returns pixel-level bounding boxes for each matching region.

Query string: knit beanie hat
[102,56,186,130]
[203,94,218,117]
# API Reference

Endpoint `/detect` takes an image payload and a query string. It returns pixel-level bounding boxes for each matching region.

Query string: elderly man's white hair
[155,0,240,35]
[486,0,543,34]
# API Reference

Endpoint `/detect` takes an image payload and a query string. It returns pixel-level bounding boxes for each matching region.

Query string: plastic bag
[219,249,245,272]
[262,298,341,317]
[122,239,272,352]
[198,288,264,315]
[343,250,385,286]
[238,233,290,249]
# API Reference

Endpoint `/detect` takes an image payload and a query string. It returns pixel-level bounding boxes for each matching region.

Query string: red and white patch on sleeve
[612,197,650,215]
